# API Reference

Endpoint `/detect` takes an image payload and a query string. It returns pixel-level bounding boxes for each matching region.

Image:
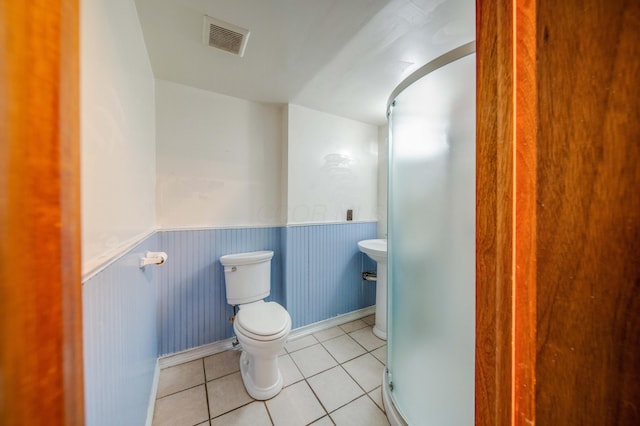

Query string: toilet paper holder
[140,251,168,268]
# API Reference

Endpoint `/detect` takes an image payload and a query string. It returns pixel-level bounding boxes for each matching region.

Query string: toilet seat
[235,301,291,341]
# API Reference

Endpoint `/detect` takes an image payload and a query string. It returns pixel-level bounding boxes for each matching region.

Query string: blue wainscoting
[83,234,159,426]
[285,222,377,328]
[156,227,284,356]
[82,222,378,425]
[156,223,377,356]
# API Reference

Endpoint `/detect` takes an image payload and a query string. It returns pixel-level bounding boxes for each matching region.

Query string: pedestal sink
[357,239,387,340]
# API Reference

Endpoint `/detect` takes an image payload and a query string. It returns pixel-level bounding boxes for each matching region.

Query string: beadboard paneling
[284,223,377,328]
[156,223,377,355]
[156,227,284,355]
[83,234,159,426]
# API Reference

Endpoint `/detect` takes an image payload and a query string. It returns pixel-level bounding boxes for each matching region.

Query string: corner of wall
[377,124,388,238]
[281,104,290,225]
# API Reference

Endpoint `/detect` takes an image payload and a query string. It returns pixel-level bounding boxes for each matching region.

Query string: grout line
[303,375,330,421]
[330,331,369,356]
[202,359,211,422]
[363,388,385,414]
[279,353,304,387]
[320,339,358,367]
[366,385,386,413]
[205,368,242,384]
[156,358,251,401]
[284,344,331,423]
[209,399,257,422]
[333,335,387,415]
[263,400,275,425]
[336,364,370,406]
[155,382,207,401]
[284,334,319,354]
[326,393,366,416]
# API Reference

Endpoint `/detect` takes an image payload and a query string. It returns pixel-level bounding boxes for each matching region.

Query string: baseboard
[159,337,238,369]
[287,305,375,341]
[158,305,375,369]
[145,359,161,426]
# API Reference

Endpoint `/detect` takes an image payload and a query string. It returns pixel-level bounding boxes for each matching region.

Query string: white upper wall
[286,104,378,224]
[154,87,378,228]
[155,79,284,229]
[81,0,156,273]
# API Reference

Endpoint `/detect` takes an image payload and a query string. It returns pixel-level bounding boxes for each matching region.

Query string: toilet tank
[220,250,273,305]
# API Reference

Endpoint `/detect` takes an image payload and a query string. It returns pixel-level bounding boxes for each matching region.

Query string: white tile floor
[152,315,390,426]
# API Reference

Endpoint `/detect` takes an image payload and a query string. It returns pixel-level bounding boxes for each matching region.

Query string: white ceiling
[133,0,474,126]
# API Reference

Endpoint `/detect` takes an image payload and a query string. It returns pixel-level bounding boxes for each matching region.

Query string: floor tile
[322,334,366,364]
[265,381,325,426]
[349,327,385,352]
[210,401,271,426]
[313,326,346,342]
[285,334,318,353]
[290,344,338,378]
[151,318,395,426]
[342,354,384,392]
[339,319,367,333]
[330,395,389,426]
[371,346,386,364]
[278,353,303,387]
[157,359,205,398]
[368,386,385,412]
[153,385,208,426]
[310,416,335,425]
[207,371,253,418]
[204,350,241,381]
[308,366,364,413]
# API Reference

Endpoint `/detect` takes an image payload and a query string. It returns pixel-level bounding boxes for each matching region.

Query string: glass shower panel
[387,53,475,425]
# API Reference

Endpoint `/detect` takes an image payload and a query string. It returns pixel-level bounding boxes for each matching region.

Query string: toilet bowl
[233,300,291,399]
[220,251,291,400]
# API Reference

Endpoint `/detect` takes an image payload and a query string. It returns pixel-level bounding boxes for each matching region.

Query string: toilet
[220,250,291,400]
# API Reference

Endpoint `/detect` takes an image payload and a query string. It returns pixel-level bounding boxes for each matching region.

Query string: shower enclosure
[383,43,476,425]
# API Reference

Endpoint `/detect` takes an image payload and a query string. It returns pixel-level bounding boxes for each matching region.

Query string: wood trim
[475,0,515,424]
[0,1,83,424]
[513,0,537,423]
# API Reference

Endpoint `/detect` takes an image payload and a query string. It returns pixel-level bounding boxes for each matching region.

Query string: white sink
[358,239,387,340]
[357,239,387,264]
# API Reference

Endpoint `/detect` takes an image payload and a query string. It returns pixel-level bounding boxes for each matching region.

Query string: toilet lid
[237,302,290,336]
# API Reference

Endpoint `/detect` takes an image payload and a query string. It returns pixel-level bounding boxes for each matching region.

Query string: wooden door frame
[476,0,537,423]
[0,1,84,424]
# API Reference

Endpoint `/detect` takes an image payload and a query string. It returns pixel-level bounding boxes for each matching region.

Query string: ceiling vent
[202,15,250,57]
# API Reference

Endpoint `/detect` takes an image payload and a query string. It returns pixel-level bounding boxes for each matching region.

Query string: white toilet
[220,250,291,400]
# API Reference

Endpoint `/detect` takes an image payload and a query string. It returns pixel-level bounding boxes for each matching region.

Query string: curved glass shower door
[385,49,476,425]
